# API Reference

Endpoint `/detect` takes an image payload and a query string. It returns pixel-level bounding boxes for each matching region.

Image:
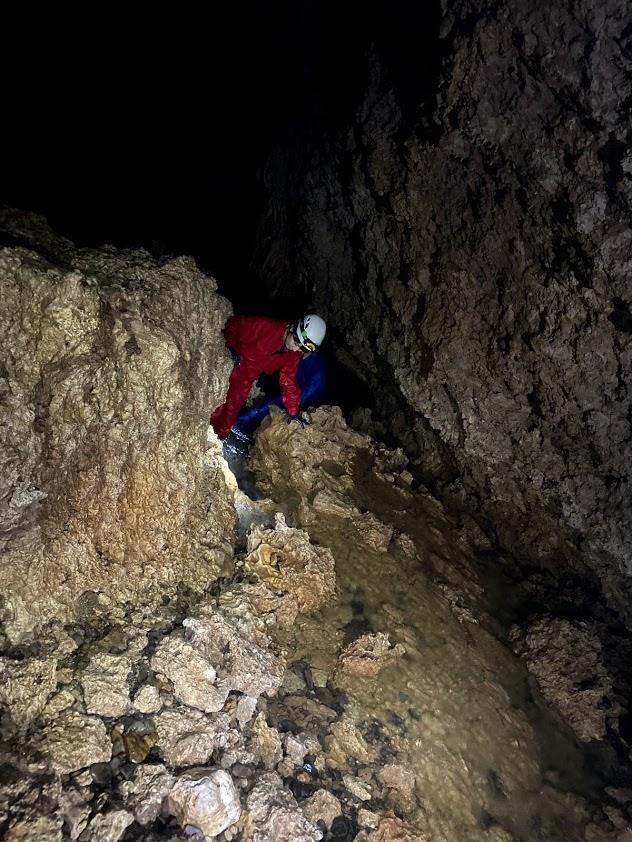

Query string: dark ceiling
[3,1,441,298]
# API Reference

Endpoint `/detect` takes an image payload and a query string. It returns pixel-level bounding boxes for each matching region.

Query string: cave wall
[0,211,235,641]
[254,0,632,619]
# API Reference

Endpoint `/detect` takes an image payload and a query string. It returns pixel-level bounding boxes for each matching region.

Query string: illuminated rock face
[0,209,235,640]
[254,0,631,621]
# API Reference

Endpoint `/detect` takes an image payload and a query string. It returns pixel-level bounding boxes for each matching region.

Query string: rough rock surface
[336,632,406,679]
[0,209,234,640]
[154,708,232,769]
[36,712,111,774]
[355,816,428,841]
[302,789,342,828]
[121,763,174,825]
[151,637,223,712]
[133,684,162,714]
[241,772,323,841]
[254,0,632,623]
[83,809,133,841]
[0,657,58,731]
[81,652,131,717]
[165,769,241,839]
[241,514,336,618]
[511,617,617,741]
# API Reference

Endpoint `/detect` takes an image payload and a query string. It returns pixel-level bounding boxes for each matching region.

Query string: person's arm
[279,353,302,416]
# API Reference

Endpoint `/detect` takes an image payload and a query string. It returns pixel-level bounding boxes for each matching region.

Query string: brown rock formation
[0,210,235,639]
[253,0,632,621]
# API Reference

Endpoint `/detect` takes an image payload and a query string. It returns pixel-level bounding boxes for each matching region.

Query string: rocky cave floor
[1,407,632,842]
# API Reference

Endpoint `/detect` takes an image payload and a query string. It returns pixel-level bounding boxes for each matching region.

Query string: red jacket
[210,316,302,439]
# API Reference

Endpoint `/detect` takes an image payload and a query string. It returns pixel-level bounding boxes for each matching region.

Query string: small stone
[357,809,380,830]
[133,684,162,714]
[81,653,131,718]
[311,669,328,688]
[342,774,372,801]
[284,733,308,765]
[83,809,133,841]
[236,695,258,727]
[302,789,342,828]
[125,763,174,825]
[166,769,241,839]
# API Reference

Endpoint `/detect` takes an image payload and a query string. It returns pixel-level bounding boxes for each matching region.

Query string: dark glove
[287,413,309,428]
[228,347,240,366]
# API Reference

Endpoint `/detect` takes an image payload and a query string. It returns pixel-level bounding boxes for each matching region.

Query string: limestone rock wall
[0,210,235,640]
[254,0,632,620]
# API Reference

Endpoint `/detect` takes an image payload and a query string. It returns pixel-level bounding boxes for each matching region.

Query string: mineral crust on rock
[165,769,241,839]
[120,763,174,825]
[81,652,131,717]
[241,772,323,841]
[0,209,234,641]
[511,617,616,741]
[154,708,233,769]
[241,513,336,616]
[37,712,111,774]
[0,657,58,731]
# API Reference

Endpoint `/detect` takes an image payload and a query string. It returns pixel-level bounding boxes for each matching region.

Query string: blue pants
[233,353,327,436]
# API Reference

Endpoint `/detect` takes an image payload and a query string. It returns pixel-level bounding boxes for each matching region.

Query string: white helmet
[294,314,326,352]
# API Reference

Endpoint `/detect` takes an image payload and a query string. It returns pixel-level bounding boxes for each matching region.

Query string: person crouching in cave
[231,350,328,442]
[210,313,327,441]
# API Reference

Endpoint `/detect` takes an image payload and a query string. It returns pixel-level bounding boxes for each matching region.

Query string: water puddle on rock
[228,409,618,842]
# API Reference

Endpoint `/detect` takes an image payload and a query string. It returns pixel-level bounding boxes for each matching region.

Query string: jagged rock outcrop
[0,209,235,640]
[254,0,632,623]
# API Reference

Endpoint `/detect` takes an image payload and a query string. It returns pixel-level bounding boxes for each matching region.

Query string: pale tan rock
[83,810,133,841]
[81,652,131,717]
[241,514,336,616]
[249,713,283,769]
[37,712,111,773]
[283,733,308,765]
[336,633,405,679]
[121,763,174,825]
[0,657,57,730]
[151,637,225,712]
[166,770,241,839]
[154,708,233,769]
[182,609,286,702]
[354,815,428,841]
[236,695,258,727]
[323,717,376,768]
[241,772,323,841]
[342,774,372,801]
[302,789,342,828]
[353,510,393,553]
[0,211,234,641]
[357,809,380,830]
[41,689,76,721]
[378,764,417,813]
[281,670,307,694]
[133,684,162,714]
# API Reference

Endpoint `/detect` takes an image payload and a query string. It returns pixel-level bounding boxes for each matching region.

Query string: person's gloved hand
[228,347,240,366]
[287,413,309,428]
